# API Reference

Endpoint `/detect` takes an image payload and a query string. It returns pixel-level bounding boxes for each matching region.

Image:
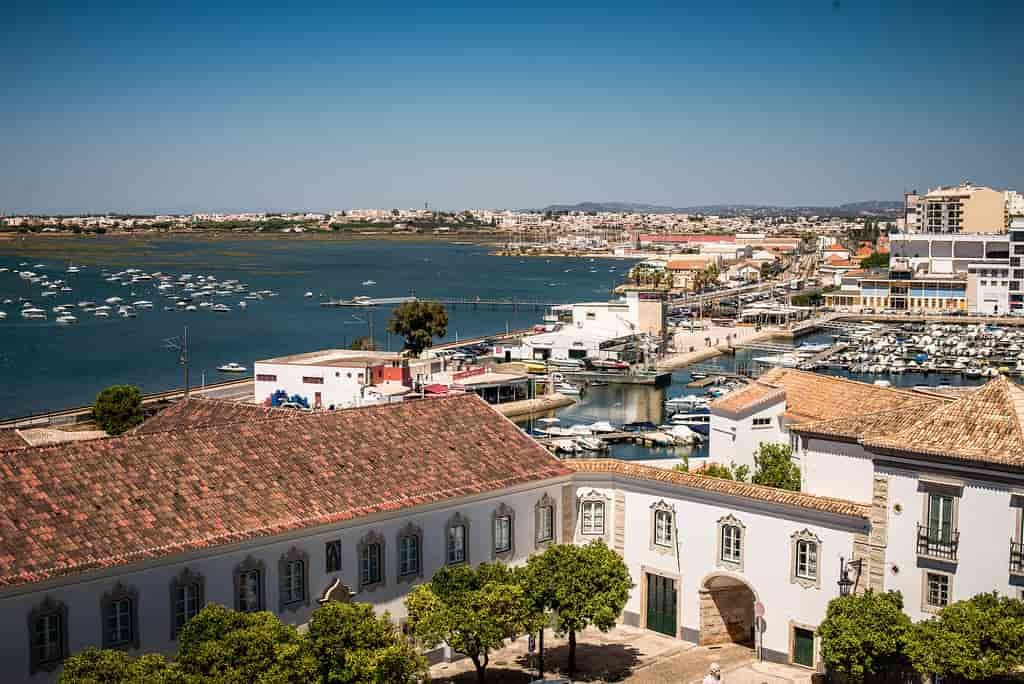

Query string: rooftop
[258,349,402,367]
[0,394,570,587]
[0,430,28,451]
[135,397,295,434]
[566,459,869,519]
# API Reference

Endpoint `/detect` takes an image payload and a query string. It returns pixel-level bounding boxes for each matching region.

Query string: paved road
[193,380,254,401]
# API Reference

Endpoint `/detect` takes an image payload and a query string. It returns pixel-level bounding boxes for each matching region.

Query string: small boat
[40,291,57,298]
[185,305,198,311]
[0,312,6,320]
[588,421,616,433]
[212,304,231,312]
[361,280,376,286]
[238,301,248,308]
[217,362,247,373]
[94,310,111,318]
[575,436,605,451]
[304,292,314,298]
[56,315,78,325]
[589,358,630,371]
[133,300,154,309]
[555,382,581,395]
[105,297,123,304]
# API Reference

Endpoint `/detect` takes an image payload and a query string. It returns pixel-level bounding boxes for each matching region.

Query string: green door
[793,627,815,668]
[646,573,677,637]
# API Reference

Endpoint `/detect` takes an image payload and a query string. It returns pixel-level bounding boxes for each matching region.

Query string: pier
[323,296,566,311]
[561,369,672,386]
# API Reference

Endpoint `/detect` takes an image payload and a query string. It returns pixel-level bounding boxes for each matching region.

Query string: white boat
[0,312,6,320]
[238,301,248,308]
[666,424,701,445]
[588,421,616,433]
[77,301,95,308]
[40,291,57,298]
[362,280,376,286]
[665,395,709,412]
[537,417,560,424]
[56,315,78,325]
[212,304,231,312]
[185,305,198,311]
[304,292,314,298]
[574,436,605,451]
[555,382,581,395]
[133,300,154,309]
[217,362,247,373]
[550,439,578,454]
[105,297,123,304]
[60,286,72,292]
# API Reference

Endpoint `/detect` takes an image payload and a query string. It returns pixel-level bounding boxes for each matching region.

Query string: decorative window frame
[233,555,266,612]
[169,567,205,640]
[325,539,342,574]
[716,514,746,572]
[100,582,140,650]
[492,503,515,561]
[357,531,386,592]
[278,547,310,612]
[578,490,611,541]
[395,522,424,584]
[649,500,676,556]
[790,529,822,589]
[535,493,557,549]
[445,512,470,566]
[921,569,953,614]
[28,596,68,674]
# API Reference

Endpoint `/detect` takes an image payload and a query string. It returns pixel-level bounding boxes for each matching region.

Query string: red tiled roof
[0,395,571,587]
[0,430,28,451]
[134,397,294,434]
[566,459,869,519]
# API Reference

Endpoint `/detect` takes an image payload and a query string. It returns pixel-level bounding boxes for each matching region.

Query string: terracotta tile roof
[0,430,28,451]
[565,459,869,519]
[0,395,571,587]
[713,368,926,423]
[790,397,950,442]
[134,397,294,434]
[862,377,1024,469]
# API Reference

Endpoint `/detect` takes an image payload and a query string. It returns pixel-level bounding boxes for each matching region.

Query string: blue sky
[2,0,1022,213]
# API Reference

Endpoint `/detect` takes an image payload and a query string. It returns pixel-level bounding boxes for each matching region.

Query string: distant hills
[537,200,903,217]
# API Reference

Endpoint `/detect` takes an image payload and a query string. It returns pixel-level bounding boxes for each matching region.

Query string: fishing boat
[217,362,247,373]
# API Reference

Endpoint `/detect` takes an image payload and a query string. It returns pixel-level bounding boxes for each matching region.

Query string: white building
[253,349,410,409]
[0,392,883,681]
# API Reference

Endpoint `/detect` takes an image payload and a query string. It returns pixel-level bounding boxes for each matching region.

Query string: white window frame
[238,569,261,612]
[795,540,818,581]
[282,560,305,605]
[106,598,133,647]
[494,515,512,553]
[399,534,419,577]
[924,571,952,612]
[447,524,467,564]
[654,509,673,547]
[361,542,382,586]
[581,500,606,535]
[538,504,554,543]
[721,524,742,563]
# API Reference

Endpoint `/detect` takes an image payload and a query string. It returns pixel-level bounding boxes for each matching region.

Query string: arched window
[716,514,746,571]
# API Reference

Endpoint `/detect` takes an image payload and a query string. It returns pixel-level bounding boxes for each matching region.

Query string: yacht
[105,297,123,305]
[56,315,78,325]
[664,394,709,412]
[132,300,154,309]
[217,362,247,373]
[361,280,376,286]
[555,382,581,395]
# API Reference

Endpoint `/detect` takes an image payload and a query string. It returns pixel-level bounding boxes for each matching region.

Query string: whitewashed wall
[709,398,786,471]
[253,361,366,408]
[0,482,565,684]
[797,437,875,503]
[567,478,867,665]
[879,464,1021,621]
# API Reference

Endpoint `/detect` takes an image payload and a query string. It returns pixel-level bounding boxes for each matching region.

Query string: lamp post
[838,556,863,596]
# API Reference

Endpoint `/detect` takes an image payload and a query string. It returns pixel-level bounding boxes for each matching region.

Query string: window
[302,376,324,384]
[448,524,467,564]
[927,493,955,544]
[399,534,420,576]
[654,509,673,547]
[585,312,596,320]
[752,417,771,428]
[925,572,950,609]
[234,556,265,613]
[280,557,303,606]
[104,598,134,647]
[256,373,277,382]
[721,525,742,563]
[237,569,262,612]
[795,540,818,580]
[494,515,512,553]
[325,540,342,573]
[581,500,605,535]
[29,598,67,674]
[170,568,204,639]
[361,543,382,585]
[790,530,821,589]
[538,505,554,543]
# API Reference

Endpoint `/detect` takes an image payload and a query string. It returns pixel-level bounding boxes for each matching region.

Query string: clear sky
[2,0,1022,213]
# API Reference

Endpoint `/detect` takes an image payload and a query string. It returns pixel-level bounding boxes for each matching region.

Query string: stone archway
[699,572,756,646]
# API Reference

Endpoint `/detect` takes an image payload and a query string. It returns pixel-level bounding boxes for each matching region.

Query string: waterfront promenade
[658,323,776,371]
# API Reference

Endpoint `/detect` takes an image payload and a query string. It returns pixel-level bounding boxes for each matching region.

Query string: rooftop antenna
[163,326,190,398]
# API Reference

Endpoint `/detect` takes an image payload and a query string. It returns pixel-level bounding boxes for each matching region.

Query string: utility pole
[163,326,190,397]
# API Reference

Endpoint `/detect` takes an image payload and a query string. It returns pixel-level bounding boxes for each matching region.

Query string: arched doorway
[699,573,756,646]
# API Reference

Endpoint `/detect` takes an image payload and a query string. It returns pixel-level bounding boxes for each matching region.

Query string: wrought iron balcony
[1011,541,1024,575]
[916,524,959,561]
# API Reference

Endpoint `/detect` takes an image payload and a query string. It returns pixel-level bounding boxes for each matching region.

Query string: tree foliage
[818,591,912,679]
[904,592,1024,681]
[520,542,633,677]
[349,336,376,351]
[405,562,532,683]
[307,602,426,684]
[59,602,425,684]
[751,442,801,491]
[860,252,890,269]
[386,301,448,356]
[92,384,144,435]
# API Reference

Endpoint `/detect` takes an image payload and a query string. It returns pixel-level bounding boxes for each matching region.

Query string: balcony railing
[917,524,959,561]
[1011,541,1024,574]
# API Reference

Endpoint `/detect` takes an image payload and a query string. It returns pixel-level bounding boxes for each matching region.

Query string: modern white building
[253,349,411,409]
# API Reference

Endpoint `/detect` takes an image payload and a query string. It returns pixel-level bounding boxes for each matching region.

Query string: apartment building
[905,182,1007,234]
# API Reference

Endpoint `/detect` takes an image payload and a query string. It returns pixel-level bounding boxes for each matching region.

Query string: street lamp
[838,556,863,596]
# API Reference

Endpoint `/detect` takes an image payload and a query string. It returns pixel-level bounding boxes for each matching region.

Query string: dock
[535,430,683,451]
[561,370,672,386]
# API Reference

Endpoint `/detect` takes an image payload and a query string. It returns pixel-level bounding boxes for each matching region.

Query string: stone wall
[852,475,889,594]
[699,586,754,646]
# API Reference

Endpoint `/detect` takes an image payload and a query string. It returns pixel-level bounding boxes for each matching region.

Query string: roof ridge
[784,367,923,399]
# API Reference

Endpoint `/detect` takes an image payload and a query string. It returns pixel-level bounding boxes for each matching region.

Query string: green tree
[700,462,735,480]
[860,252,890,269]
[386,301,448,356]
[751,442,801,491]
[174,604,318,683]
[520,542,632,678]
[349,336,376,351]
[405,562,532,684]
[905,592,1024,681]
[307,602,426,684]
[818,591,912,679]
[92,385,144,435]
[59,648,172,683]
